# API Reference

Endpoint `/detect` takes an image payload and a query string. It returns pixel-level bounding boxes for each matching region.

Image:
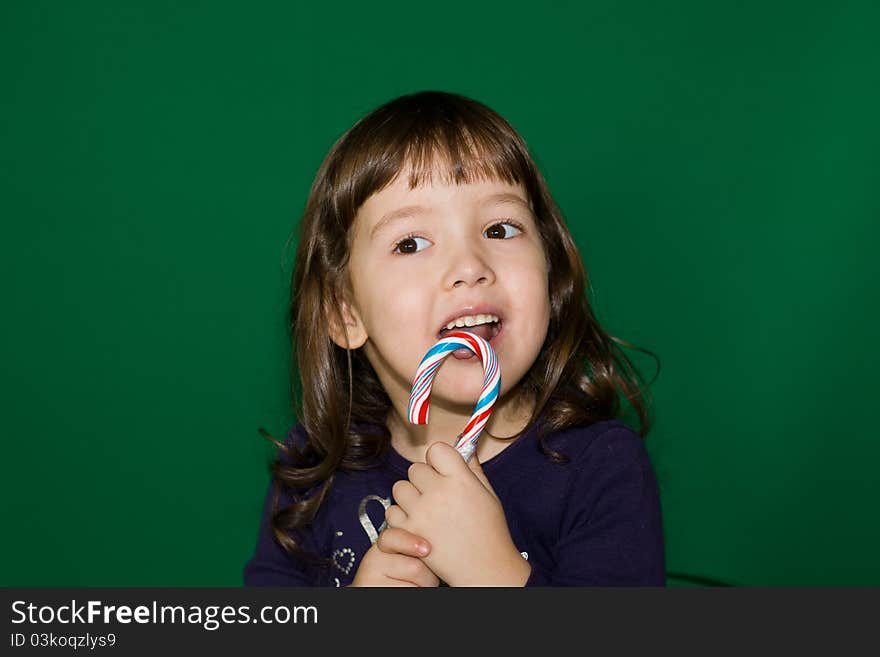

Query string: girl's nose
[446,242,496,289]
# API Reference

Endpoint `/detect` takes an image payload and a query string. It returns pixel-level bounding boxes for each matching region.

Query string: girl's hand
[349,527,440,587]
[386,442,531,587]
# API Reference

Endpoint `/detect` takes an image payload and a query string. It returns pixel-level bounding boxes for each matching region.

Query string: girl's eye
[392,221,524,255]
[392,234,431,255]
[484,221,524,239]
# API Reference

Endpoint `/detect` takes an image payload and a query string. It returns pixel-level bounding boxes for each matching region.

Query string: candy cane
[407,330,501,461]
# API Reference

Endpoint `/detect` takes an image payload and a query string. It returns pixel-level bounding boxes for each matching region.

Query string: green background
[2,1,878,587]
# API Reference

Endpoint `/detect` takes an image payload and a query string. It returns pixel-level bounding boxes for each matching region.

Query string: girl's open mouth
[436,319,503,360]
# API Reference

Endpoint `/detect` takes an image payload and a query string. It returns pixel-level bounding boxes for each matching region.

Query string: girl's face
[336,167,551,416]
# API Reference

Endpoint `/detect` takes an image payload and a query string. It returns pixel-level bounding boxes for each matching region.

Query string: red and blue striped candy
[407,330,501,461]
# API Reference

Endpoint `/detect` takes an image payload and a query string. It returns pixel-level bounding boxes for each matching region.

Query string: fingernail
[417,542,429,556]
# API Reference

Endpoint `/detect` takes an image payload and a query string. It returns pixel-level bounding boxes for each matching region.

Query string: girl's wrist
[462,544,531,587]
[501,547,532,587]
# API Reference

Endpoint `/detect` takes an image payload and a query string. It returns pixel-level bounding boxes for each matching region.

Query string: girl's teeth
[444,314,499,330]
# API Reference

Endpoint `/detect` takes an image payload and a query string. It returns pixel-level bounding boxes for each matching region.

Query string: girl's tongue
[439,323,496,360]
[452,347,476,360]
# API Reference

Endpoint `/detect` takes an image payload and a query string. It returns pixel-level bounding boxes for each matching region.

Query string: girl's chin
[426,381,500,410]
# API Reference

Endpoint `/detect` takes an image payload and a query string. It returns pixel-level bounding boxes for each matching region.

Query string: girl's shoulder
[276,422,320,468]
[284,422,308,448]
[541,417,651,467]
[270,423,330,504]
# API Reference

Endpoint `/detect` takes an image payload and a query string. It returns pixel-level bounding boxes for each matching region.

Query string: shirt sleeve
[525,425,666,586]
[242,426,325,586]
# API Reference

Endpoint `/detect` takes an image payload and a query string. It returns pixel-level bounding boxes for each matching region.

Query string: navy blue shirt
[243,418,665,586]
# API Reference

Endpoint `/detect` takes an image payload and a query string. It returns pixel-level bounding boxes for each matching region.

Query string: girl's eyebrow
[370,205,430,241]
[369,193,532,241]
[480,192,531,211]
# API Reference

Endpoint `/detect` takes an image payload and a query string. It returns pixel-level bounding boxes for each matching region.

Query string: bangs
[397,122,527,190]
[332,92,535,217]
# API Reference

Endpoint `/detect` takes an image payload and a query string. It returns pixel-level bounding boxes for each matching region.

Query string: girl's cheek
[385,255,435,273]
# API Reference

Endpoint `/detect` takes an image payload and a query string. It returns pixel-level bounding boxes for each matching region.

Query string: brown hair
[261,91,659,565]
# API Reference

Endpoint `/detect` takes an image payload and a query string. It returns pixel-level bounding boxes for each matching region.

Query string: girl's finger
[406,461,437,492]
[425,441,462,476]
[383,578,418,587]
[376,526,430,557]
[386,554,438,588]
[384,504,407,529]
[391,479,420,512]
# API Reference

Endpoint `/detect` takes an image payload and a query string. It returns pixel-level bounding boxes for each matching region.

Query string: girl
[243,91,665,587]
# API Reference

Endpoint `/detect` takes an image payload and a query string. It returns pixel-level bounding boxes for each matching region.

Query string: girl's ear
[327,299,368,350]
